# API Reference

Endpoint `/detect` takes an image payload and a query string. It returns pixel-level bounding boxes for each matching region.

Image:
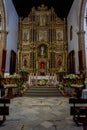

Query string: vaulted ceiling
[12,0,74,18]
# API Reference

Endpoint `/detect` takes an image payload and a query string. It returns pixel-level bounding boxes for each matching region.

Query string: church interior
[0,0,87,129]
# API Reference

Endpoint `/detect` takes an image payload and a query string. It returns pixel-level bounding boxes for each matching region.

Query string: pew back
[69,98,87,126]
[0,98,10,125]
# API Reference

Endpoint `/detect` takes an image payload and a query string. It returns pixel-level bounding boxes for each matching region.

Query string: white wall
[67,0,82,74]
[3,0,19,74]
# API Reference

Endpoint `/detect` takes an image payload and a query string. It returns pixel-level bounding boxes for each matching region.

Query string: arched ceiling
[12,0,74,18]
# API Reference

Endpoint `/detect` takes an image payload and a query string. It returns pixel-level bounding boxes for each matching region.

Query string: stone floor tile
[41,121,53,128]
[0,97,84,130]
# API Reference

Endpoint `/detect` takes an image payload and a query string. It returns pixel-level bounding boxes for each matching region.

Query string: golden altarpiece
[18,5,67,76]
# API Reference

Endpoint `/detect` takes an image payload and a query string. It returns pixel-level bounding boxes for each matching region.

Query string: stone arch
[79,0,87,30]
[0,0,6,73]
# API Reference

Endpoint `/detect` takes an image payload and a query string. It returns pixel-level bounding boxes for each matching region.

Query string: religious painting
[22,29,29,41]
[56,30,63,41]
[22,54,30,68]
[56,54,63,67]
[39,30,47,41]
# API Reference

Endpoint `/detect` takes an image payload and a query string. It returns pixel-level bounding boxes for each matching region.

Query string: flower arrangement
[10,73,21,79]
[63,74,80,85]
[19,67,29,81]
[63,74,79,80]
[38,79,47,86]
[58,67,65,72]
[10,73,21,84]
[84,78,87,84]
[19,67,28,74]
[10,73,24,95]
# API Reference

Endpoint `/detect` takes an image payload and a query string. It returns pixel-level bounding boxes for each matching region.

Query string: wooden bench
[0,98,10,125]
[69,98,87,126]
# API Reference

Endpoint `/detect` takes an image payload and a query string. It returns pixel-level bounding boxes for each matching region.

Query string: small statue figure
[41,46,44,56]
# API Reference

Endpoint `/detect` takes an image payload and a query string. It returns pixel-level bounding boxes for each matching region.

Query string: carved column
[17,18,22,72]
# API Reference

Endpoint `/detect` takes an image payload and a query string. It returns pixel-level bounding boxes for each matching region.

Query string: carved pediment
[55,17,64,25]
[22,17,29,24]
[37,4,48,11]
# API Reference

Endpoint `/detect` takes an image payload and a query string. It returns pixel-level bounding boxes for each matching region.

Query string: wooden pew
[0,98,10,125]
[69,98,87,126]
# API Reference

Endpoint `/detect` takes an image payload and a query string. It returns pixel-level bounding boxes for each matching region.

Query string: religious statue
[22,55,29,67]
[23,30,29,41]
[38,45,47,57]
[41,46,44,56]
[23,58,27,67]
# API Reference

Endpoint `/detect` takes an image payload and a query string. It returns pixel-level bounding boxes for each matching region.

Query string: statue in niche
[41,46,45,56]
[40,15,46,26]
[38,45,47,57]
[23,58,27,67]
[56,31,63,41]
[22,55,29,67]
[23,30,29,41]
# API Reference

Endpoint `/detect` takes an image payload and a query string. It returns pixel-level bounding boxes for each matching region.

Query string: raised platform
[23,85,62,97]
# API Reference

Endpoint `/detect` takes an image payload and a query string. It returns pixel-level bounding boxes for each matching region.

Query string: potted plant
[10,73,24,95]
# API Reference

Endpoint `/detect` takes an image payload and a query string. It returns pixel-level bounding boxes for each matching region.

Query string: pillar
[77,31,86,71]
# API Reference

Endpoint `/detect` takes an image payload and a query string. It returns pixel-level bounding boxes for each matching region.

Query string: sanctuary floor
[0,96,83,130]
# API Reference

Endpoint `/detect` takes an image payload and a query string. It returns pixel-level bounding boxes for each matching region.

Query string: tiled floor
[0,97,83,130]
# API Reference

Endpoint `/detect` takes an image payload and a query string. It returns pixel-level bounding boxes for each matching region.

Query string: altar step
[23,86,62,97]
